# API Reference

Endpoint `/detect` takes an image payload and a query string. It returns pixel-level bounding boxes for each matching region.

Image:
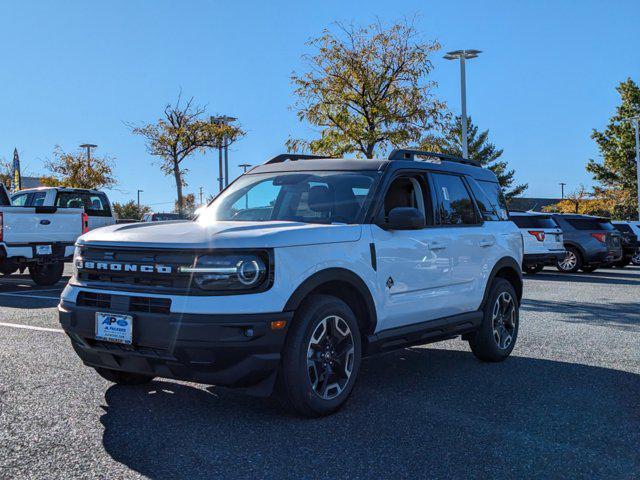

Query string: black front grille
[77,291,111,309]
[130,296,171,314]
[76,291,171,315]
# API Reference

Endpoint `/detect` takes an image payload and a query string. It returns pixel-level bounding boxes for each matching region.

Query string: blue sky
[1,0,638,208]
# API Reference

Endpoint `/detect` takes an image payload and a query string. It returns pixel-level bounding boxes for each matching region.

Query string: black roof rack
[388,149,480,167]
[266,153,335,164]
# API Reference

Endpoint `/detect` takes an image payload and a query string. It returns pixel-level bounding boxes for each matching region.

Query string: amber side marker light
[270,320,287,330]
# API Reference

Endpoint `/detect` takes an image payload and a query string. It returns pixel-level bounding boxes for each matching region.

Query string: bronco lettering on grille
[78,260,173,274]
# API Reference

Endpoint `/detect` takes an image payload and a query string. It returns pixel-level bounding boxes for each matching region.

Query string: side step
[365,311,483,355]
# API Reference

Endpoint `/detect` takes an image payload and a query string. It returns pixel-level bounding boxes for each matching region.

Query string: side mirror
[386,207,425,230]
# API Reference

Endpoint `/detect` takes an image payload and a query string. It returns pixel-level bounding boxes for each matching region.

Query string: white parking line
[0,322,63,333]
[0,292,60,300]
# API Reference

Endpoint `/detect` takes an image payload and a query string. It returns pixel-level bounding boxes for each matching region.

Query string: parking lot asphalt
[0,265,638,479]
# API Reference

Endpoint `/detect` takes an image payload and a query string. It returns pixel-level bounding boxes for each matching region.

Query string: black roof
[249,156,498,182]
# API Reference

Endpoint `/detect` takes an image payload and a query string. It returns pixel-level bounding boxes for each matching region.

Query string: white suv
[510,211,565,274]
[59,150,523,417]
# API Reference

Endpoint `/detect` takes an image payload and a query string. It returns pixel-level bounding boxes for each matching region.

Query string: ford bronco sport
[59,150,523,417]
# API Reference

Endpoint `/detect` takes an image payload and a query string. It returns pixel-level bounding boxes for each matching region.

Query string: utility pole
[621,116,640,220]
[137,189,143,208]
[443,50,482,159]
[210,115,237,191]
[559,183,566,199]
[80,143,97,169]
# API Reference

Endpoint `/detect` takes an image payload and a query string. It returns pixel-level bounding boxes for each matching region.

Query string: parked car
[509,211,565,274]
[11,187,115,231]
[550,214,623,273]
[611,221,640,267]
[1,184,88,285]
[141,212,184,222]
[59,149,524,417]
[627,221,640,265]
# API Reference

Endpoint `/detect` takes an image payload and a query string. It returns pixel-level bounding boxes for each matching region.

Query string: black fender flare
[283,268,378,334]
[480,257,523,308]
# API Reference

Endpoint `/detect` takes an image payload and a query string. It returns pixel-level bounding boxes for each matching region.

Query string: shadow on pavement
[0,275,67,309]
[522,298,640,331]
[100,348,640,479]
[526,270,640,286]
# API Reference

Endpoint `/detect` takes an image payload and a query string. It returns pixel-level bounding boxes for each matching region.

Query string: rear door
[429,172,490,315]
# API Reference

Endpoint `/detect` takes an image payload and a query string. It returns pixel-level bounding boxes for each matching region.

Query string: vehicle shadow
[100,349,640,479]
[0,275,67,309]
[527,270,640,286]
[522,298,640,332]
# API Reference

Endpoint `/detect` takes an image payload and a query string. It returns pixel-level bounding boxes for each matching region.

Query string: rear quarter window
[567,218,614,231]
[511,215,558,229]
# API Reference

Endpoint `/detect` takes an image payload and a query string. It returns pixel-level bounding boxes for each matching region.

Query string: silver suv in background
[509,211,564,274]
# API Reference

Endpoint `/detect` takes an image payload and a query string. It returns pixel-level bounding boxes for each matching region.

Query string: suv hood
[77,220,362,249]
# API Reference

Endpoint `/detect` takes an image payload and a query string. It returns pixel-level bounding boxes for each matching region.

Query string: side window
[431,173,479,225]
[31,192,47,207]
[226,179,280,221]
[477,180,509,220]
[12,193,30,206]
[467,178,499,221]
[382,174,433,225]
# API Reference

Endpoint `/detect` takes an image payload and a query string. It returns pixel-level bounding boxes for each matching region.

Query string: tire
[277,294,362,417]
[632,254,640,266]
[556,247,582,273]
[581,266,598,273]
[94,367,154,385]
[469,278,519,362]
[28,261,64,286]
[523,264,543,275]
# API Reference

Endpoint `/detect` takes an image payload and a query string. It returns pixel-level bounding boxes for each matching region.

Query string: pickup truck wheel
[277,294,361,417]
[94,367,154,385]
[469,278,519,362]
[28,261,64,286]
[556,247,582,273]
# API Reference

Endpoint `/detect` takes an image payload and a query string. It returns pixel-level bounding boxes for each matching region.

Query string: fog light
[270,320,287,330]
[244,328,254,337]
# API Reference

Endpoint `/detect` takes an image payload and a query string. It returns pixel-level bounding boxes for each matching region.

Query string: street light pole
[621,116,640,221]
[80,143,97,169]
[443,50,482,159]
[559,183,566,199]
[210,115,237,191]
[137,190,143,208]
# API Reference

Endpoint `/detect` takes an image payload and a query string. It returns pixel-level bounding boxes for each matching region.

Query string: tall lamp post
[80,143,98,168]
[211,115,237,192]
[443,50,482,159]
[137,189,143,208]
[621,116,640,220]
[559,182,566,199]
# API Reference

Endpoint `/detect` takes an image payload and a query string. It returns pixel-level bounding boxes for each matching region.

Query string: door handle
[479,239,495,247]
[428,242,447,251]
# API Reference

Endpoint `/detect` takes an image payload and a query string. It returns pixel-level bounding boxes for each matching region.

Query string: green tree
[288,19,446,158]
[131,94,244,216]
[586,78,640,219]
[423,115,527,200]
[41,146,117,189]
[112,200,151,221]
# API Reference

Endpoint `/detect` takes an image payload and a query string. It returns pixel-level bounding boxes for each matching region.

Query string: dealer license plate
[36,245,52,255]
[95,313,133,344]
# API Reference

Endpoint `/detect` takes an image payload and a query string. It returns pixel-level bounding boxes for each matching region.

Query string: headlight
[73,246,82,274]
[179,253,269,292]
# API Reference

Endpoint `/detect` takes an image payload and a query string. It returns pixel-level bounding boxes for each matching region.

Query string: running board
[365,311,483,355]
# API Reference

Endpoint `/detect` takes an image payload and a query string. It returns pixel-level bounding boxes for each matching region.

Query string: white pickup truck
[1,184,88,285]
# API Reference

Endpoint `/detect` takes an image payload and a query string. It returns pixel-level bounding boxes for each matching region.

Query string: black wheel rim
[492,292,516,350]
[306,315,355,400]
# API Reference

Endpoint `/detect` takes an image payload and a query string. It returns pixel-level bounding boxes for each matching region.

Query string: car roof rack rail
[388,149,481,167]
[266,153,334,164]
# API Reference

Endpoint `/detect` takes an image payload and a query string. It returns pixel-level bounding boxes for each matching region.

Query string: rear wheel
[557,247,582,273]
[523,264,544,275]
[94,367,154,385]
[28,261,64,286]
[277,294,361,417]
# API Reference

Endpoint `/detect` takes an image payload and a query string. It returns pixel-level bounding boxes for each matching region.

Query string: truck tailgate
[1,207,84,244]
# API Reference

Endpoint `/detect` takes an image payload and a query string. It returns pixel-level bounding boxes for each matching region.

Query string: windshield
[198,171,378,224]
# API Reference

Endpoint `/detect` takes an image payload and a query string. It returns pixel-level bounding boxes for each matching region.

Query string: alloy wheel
[306,315,355,400]
[559,251,577,271]
[492,292,516,350]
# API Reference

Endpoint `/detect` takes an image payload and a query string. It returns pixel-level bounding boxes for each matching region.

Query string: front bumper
[59,299,293,395]
[523,251,565,266]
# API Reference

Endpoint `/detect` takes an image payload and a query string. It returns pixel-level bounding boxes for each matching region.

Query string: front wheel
[277,294,362,417]
[557,247,582,273]
[28,261,64,286]
[469,278,519,362]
